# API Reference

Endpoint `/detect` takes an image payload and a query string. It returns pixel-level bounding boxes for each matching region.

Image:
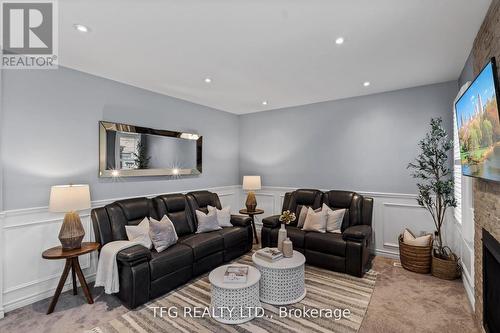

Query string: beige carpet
[92,254,378,333]
[360,257,479,333]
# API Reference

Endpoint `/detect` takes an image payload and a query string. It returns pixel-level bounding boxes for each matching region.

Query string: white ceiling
[59,0,491,114]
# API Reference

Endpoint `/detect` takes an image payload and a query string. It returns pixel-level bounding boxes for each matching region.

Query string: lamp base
[59,211,85,250]
[245,191,257,212]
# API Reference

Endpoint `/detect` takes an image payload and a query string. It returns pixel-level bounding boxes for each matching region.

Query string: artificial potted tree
[408,118,460,280]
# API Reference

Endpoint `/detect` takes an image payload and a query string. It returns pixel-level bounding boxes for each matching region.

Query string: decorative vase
[277,224,287,252]
[283,237,293,258]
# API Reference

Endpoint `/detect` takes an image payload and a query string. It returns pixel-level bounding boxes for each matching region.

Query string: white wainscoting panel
[0,185,240,314]
[237,187,435,259]
[444,213,475,309]
[0,184,475,315]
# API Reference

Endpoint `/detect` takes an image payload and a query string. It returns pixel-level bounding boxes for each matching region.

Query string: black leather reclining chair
[261,189,373,277]
[91,191,253,309]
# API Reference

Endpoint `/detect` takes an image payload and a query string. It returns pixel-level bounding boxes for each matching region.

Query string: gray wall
[1,65,461,210]
[1,67,240,210]
[459,52,475,87]
[239,81,458,194]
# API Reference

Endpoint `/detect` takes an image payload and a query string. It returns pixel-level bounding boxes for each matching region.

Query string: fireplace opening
[483,229,500,333]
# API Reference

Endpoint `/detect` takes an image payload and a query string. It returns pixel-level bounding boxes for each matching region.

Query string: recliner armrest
[117,245,152,266]
[342,225,372,242]
[230,214,252,227]
[262,215,281,229]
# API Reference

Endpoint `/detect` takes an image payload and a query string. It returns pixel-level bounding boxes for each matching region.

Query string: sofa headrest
[187,191,221,210]
[116,197,152,224]
[159,193,186,212]
[292,189,323,206]
[323,190,355,209]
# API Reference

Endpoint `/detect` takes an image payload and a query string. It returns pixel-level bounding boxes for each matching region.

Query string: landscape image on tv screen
[455,59,500,182]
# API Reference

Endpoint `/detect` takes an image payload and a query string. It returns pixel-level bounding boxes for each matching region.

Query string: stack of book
[223,265,249,283]
[255,247,283,262]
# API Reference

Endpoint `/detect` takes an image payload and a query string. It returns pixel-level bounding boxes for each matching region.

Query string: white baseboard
[0,185,241,315]
[3,274,96,313]
[0,185,436,315]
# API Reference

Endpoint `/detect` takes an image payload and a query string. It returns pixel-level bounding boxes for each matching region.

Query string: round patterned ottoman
[209,265,261,324]
[252,250,306,305]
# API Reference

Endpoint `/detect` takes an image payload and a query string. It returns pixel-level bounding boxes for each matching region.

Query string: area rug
[91,253,377,333]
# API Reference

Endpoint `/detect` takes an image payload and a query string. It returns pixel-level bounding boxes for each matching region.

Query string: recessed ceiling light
[262,101,268,106]
[74,24,89,33]
[363,81,371,87]
[204,77,212,83]
[335,37,344,45]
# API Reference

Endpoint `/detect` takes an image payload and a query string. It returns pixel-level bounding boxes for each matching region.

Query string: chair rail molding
[0,185,240,315]
[241,186,434,259]
[0,184,474,314]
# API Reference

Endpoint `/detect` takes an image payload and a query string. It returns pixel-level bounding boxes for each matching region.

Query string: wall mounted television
[455,57,500,182]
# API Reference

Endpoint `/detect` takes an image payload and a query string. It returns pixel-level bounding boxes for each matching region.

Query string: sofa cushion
[179,232,224,260]
[285,226,306,249]
[215,227,248,248]
[305,232,346,257]
[153,194,195,237]
[149,244,193,280]
[116,198,152,225]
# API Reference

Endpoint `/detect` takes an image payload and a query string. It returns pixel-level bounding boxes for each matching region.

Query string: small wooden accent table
[42,242,100,314]
[239,208,264,244]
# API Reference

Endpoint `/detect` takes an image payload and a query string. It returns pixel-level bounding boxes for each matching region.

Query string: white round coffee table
[252,250,306,305]
[209,265,261,324]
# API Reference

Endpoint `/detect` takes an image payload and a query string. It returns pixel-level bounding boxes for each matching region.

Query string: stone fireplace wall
[471,0,500,329]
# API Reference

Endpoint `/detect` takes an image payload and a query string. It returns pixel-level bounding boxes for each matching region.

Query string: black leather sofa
[261,189,373,277]
[91,190,253,308]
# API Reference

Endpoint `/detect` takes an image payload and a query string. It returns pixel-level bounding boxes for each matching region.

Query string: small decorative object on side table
[242,176,261,212]
[239,208,264,244]
[49,184,91,250]
[42,242,99,314]
[278,210,296,251]
[282,238,293,258]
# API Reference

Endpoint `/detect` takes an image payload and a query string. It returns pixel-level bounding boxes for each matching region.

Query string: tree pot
[431,251,461,280]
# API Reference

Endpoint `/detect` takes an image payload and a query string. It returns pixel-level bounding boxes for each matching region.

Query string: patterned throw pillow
[125,217,153,249]
[195,209,222,233]
[149,215,178,252]
[207,205,232,227]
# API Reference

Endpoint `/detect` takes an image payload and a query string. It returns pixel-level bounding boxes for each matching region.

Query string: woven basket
[398,234,433,274]
[431,252,461,280]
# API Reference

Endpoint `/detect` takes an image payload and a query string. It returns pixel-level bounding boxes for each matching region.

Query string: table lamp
[49,184,91,250]
[243,176,261,212]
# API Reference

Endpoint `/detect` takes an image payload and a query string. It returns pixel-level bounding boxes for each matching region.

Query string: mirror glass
[99,121,202,177]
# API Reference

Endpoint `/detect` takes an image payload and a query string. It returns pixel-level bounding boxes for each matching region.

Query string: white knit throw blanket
[95,240,140,294]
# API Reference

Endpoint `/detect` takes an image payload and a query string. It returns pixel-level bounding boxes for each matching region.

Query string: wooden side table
[239,208,264,244]
[42,242,100,314]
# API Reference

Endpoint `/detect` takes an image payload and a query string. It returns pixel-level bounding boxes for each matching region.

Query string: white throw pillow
[207,205,232,227]
[302,207,327,233]
[149,215,178,253]
[322,203,346,233]
[296,206,309,228]
[195,209,222,233]
[125,217,153,249]
[403,229,431,247]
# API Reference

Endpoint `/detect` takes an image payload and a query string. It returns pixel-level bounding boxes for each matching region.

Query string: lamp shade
[49,185,91,212]
[242,176,261,191]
